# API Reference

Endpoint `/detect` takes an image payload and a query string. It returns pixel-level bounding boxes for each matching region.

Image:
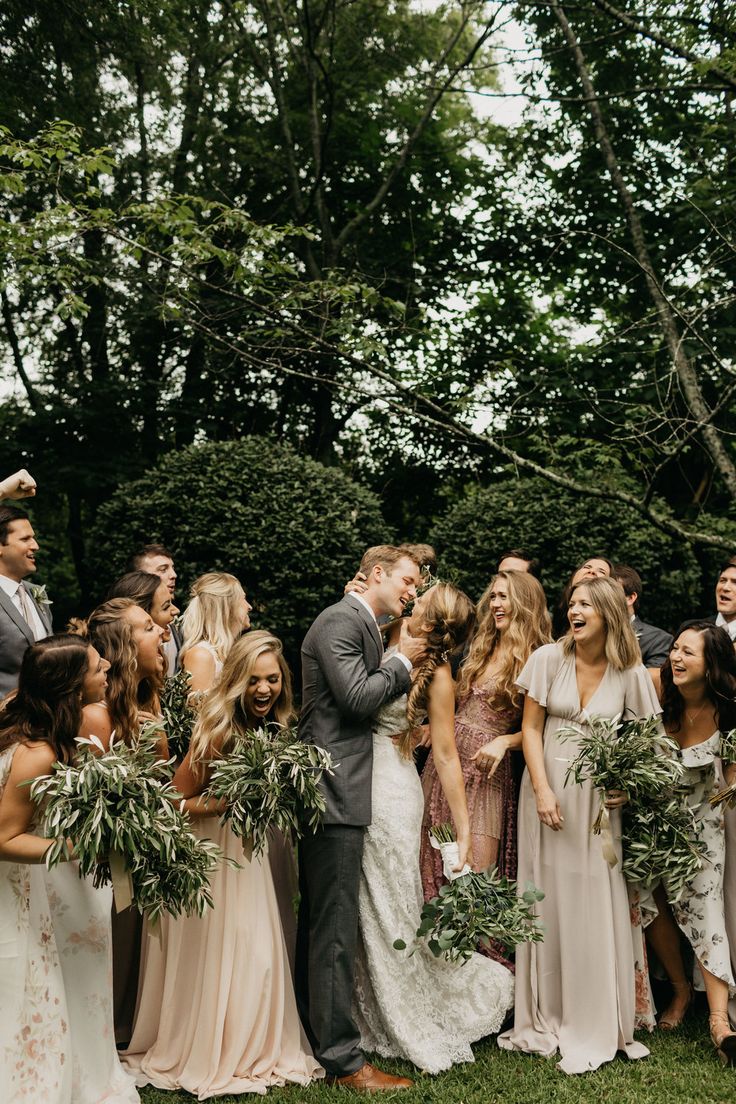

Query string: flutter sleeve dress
[497,642,660,1074]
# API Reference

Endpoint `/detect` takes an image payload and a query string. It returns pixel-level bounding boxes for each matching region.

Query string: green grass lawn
[138,1013,735,1104]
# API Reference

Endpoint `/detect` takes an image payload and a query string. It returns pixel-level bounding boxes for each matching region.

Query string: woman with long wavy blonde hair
[123,630,321,1098]
[420,570,551,906]
[179,572,252,693]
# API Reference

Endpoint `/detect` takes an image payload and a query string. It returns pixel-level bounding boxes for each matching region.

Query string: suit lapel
[343,595,383,663]
[23,584,52,634]
[0,586,35,644]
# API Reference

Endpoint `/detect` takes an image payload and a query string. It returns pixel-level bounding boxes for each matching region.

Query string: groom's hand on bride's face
[344,571,368,596]
[397,620,425,666]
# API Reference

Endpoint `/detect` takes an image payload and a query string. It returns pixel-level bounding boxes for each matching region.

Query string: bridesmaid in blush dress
[420,571,551,899]
[498,576,660,1074]
[123,632,321,1100]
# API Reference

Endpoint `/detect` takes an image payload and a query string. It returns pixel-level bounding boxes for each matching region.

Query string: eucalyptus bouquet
[709,729,736,809]
[393,825,544,965]
[160,667,198,762]
[204,725,334,857]
[31,727,221,922]
[561,714,706,899]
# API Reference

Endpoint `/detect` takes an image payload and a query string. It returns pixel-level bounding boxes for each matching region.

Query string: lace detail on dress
[352,687,514,1072]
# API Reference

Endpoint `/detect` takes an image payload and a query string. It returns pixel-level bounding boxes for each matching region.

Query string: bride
[353,582,514,1073]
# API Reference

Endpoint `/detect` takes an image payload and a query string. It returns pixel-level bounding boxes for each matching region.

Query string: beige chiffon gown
[122,817,322,1100]
[498,642,660,1074]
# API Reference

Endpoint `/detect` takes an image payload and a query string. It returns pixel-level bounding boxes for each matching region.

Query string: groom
[296,545,423,1092]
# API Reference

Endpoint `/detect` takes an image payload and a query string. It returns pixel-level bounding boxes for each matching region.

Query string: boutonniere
[28,583,52,606]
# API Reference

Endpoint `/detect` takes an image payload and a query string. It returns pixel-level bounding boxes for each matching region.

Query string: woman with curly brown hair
[420,570,551,902]
[351,582,514,1073]
[77,598,166,1046]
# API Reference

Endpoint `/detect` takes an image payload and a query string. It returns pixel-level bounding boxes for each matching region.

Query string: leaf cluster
[204,725,334,857]
[394,865,545,966]
[160,667,197,763]
[561,714,706,900]
[31,729,221,922]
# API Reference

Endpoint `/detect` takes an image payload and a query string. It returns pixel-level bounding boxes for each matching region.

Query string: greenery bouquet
[561,714,706,901]
[30,726,222,922]
[204,725,334,857]
[393,824,545,965]
[160,666,198,762]
[709,729,736,809]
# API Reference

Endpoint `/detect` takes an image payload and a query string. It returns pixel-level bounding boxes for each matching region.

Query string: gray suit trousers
[296,825,365,1077]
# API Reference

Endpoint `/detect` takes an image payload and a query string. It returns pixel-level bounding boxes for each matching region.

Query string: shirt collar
[350,591,379,624]
[716,612,736,640]
[0,574,21,599]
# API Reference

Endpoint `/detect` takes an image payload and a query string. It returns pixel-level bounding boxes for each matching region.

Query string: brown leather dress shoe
[326,1062,413,1092]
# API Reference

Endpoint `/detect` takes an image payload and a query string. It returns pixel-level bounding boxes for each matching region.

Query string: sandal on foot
[658,982,693,1030]
[710,1013,736,1067]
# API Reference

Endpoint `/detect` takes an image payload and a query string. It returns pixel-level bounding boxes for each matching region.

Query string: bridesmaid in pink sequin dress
[420,571,551,900]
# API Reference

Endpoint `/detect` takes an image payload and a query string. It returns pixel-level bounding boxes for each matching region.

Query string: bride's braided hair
[399,582,475,758]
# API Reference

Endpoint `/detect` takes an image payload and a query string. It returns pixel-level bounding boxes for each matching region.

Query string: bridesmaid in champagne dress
[123,632,321,1100]
[498,577,660,1074]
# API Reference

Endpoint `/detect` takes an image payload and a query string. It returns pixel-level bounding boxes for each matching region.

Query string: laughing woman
[123,631,321,1099]
[498,576,660,1074]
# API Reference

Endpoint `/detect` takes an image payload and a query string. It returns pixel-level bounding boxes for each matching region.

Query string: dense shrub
[86,438,390,661]
[430,477,701,633]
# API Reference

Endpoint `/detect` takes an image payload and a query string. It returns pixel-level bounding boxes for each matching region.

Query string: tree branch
[0,290,39,412]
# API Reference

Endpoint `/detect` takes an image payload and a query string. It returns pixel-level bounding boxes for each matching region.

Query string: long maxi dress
[122,816,322,1101]
[497,642,660,1075]
[420,677,521,890]
[0,746,139,1104]
[352,679,514,1073]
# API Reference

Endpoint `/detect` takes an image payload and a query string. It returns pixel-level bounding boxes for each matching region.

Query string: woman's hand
[471,737,508,777]
[455,832,473,872]
[603,788,629,809]
[535,784,563,830]
[416,724,431,749]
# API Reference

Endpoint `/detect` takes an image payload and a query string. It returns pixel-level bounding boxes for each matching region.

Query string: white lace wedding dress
[352,677,515,1073]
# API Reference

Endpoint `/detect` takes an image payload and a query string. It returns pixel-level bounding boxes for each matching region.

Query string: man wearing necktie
[0,505,52,699]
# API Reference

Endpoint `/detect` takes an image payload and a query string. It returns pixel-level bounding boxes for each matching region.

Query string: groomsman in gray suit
[296,545,423,1092]
[0,505,52,698]
[613,563,673,669]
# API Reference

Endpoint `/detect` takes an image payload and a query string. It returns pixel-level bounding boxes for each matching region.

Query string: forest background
[1,0,735,661]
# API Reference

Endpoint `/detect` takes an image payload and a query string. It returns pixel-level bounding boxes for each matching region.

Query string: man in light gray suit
[296,545,423,1093]
[0,505,52,699]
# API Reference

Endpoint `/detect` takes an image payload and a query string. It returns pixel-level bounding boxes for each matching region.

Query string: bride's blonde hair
[400,582,475,758]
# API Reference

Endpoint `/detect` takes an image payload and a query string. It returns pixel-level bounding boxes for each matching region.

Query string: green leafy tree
[431,475,701,631]
[85,436,390,662]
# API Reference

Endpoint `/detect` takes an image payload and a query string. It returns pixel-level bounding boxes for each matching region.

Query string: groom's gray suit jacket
[300,594,411,826]
[0,580,53,699]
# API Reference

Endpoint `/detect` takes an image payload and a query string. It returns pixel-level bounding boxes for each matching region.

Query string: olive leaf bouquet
[709,729,736,809]
[160,667,197,762]
[393,824,545,965]
[561,714,706,901]
[30,726,222,922]
[204,725,334,857]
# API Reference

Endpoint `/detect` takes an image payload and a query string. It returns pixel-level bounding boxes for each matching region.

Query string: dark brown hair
[0,505,29,545]
[612,563,642,615]
[0,634,89,763]
[127,543,174,572]
[660,620,736,733]
[106,571,162,613]
[497,548,542,580]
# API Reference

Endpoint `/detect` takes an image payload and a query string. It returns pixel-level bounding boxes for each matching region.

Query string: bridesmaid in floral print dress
[0,634,138,1103]
[420,571,551,901]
